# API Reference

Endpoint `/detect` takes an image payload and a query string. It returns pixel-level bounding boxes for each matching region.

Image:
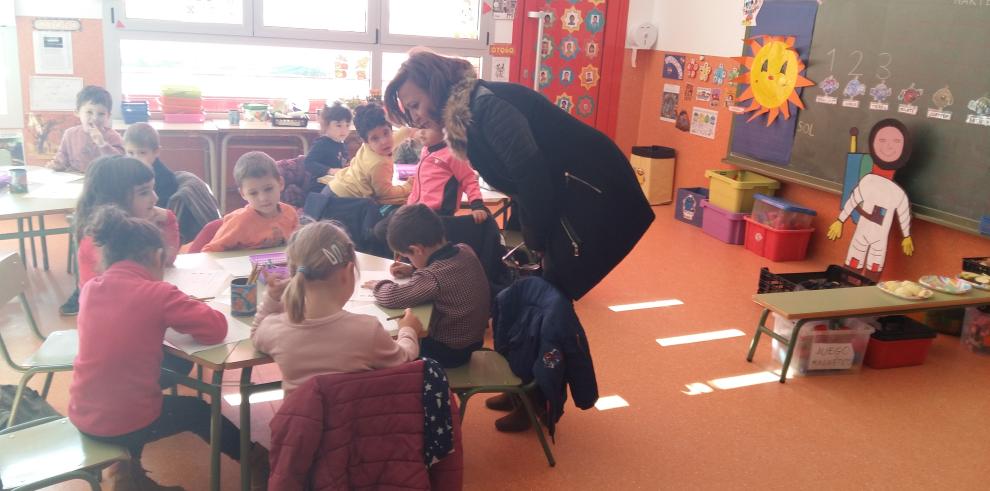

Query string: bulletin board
[726,0,990,235]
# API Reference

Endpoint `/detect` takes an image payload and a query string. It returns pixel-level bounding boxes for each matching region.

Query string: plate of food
[878,280,934,300]
[919,275,972,295]
[959,271,990,290]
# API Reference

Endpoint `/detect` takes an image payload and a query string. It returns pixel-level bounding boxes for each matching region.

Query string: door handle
[527,11,549,91]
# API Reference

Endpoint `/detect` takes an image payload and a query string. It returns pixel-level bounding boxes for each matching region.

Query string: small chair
[187,218,223,253]
[0,252,78,427]
[445,350,556,467]
[0,416,129,490]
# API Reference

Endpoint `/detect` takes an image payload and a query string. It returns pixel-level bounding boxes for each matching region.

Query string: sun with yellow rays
[734,35,814,126]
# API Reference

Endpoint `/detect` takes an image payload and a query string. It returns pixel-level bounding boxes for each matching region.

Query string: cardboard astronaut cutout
[827,119,915,274]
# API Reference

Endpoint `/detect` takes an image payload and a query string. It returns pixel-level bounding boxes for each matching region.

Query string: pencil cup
[230,277,257,317]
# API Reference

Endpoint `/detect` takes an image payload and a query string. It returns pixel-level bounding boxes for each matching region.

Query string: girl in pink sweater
[252,221,425,393]
[69,205,264,489]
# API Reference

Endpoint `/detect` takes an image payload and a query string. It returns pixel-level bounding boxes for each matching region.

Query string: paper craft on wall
[690,107,719,139]
[734,35,815,126]
[663,54,686,80]
[742,0,765,27]
[661,83,680,122]
[827,119,914,275]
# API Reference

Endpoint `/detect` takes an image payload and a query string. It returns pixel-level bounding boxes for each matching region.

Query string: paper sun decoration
[734,35,814,126]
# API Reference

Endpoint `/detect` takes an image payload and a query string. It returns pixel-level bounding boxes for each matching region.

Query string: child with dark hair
[203,151,298,252]
[48,85,124,173]
[366,203,490,368]
[123,122,179,210]
[326,103,412,205]
[69,205,267,489]
[305,101,352,191]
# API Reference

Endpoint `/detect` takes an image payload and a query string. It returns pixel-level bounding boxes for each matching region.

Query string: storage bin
[704,169,780,213]
[163,112,206,124]
[743,217,813,261]
[701,199,746,244]
[750,193,816,230]
[121,101,149,123]
[674,187,708,226]
[924,308,965,336]
[757,265,874,294]
[864,316,937,368]
[630,146,675,205]
[160,84,202,98]
[160,95,203,109]
[771,314,875,375]
[961,306,990,355]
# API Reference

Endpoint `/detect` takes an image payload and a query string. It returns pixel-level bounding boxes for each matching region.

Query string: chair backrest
[302,192,387,255]
[0,253,26,307]
[187,218,224,253]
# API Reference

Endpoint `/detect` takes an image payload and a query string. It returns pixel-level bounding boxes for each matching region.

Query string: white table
[0,166,84,270]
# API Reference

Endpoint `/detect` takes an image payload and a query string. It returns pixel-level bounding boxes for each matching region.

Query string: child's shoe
[58,288,80,316]
[484,393,515,412]
[494,405,532,432]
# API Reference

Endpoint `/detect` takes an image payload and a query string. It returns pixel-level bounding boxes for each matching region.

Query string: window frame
[380,0,491,50]
[111,0,254,36]
[251,0,380,44]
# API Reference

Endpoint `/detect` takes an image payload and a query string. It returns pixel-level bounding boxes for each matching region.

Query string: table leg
[16,218,26,269]
[746,309,771,362]
[209,369,224,491]
[778,319,808,383]
[239,367,253,491]
[39,215,49,271]
[27,217,37,268]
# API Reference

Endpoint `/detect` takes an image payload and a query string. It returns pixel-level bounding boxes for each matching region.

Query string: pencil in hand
[386,313,404,321]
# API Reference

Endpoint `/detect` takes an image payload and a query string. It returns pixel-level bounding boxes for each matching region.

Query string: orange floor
[2,210,988,490]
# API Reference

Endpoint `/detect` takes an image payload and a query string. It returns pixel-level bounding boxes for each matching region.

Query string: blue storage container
[674,187,708,227]
[121,101,149,123]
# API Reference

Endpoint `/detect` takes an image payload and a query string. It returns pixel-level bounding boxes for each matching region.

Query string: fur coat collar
[442,76,481,160]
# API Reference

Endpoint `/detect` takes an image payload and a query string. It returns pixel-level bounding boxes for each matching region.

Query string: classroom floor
[2,210,988,490]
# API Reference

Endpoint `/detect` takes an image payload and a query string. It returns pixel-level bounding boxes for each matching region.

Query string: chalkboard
[727,0,990,235]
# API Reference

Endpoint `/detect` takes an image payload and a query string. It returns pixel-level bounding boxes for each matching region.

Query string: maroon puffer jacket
[268,361,463,490]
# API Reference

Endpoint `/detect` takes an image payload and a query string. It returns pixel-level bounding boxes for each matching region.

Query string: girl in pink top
[252,221,425,394]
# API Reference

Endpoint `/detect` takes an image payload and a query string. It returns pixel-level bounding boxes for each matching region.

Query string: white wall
[15,0,102,18]
[628,0,746,57]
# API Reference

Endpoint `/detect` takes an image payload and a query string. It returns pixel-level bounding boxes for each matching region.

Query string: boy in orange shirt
[202,151,298,252]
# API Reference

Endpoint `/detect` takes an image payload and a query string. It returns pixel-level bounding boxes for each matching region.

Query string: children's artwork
[742,0,765,27]
[540,35,554,59]
[684,83,694,101]
[696,87,713,102]
[734,35,814,126]
[675,110,691,132]
[660,84,680,122]
[713,64,727,85]
[560,35,579,61]
[538,66,553,89]
[163,269,232,301]
[726,65,741,88]
[842,76,866,108]
[492,0,517,20]
[164,304,252,354]
[869,81,892,111]
[698,61,712,82]
[29,76,83,111]
[663,54,686,80]
[965,94,990,126]
[492,57,510,82]
[559,68,574,86]
[585,8,604,34]
[562,7,583,33]
[927,85,954,120]
[897,83,923,115]
[24,112,76,164]
[586,40,600,58]
[816,75,840,104]
[690,107,719,139]
[555,93,574,114]
[827,119,914,275]
[685,57,699,79]
[579,64,600,90]
[576,96,595,118]
[710,88,722,108]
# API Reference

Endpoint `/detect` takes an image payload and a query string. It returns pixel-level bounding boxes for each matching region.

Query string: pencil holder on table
[230,277,257,317]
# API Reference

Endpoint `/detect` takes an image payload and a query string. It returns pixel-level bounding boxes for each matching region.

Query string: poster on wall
[32,30,73,75]
[492,0,517,20]
[663,54,686,80]
[661,84,681,122]
[25,112,76,163]
[29,76,83,111]
[491,56,510,82]
[690,107,719,139]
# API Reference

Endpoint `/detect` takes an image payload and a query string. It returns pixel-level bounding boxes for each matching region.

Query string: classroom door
[516,0,610,129]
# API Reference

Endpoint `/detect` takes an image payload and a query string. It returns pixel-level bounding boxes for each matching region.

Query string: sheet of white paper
[163,269,231,300]
[33,31,73,75]
[163,308,252,354]
[28,168,85,185]
[214,286,232,305]
[215,256,253,278]
[24,182,84,199]
[353,270,409,302]
[346,302,400,337]
[29,76,82,111]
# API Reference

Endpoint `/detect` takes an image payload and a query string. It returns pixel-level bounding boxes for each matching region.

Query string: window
[105,0,491,109]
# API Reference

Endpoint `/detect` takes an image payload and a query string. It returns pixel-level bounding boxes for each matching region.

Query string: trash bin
[630,146,675,205]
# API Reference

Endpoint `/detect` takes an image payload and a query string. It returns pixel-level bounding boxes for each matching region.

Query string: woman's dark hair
[320,101,352,125]
[75,156,154,240]
[352,103,389,141]
[384,51,476,127]
[88,205,164,270]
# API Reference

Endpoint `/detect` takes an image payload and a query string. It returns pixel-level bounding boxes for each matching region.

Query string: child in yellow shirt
[326,103,411,205]
[203,151,298,252]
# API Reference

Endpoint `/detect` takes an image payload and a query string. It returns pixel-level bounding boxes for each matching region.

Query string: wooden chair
[0,252,78,427]
[0,416,129,490]
[445,350,556,467]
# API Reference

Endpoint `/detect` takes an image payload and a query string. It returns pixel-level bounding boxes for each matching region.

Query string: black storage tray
[962,257,990,276]
[871,316,937,341]
[758,265,875,294]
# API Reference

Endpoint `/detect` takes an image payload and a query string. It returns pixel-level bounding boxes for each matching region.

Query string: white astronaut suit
[837,173,911,273]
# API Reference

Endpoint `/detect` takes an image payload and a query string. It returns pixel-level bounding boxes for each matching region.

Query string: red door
[512,0,627,136]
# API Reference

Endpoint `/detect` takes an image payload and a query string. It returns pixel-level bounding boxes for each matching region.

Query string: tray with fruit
[877,280,934,300]
[958,271,990,290]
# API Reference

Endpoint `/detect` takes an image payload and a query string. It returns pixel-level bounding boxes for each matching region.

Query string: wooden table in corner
[161,247,431,491]
[746,285,990,383]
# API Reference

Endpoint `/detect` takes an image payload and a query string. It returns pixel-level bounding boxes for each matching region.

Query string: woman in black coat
[384,52,654,300]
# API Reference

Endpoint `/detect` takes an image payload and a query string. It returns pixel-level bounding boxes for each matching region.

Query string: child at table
[69,205,268,489]
[304,101,351,192]
[407,125,487,220]
[202,151,298,252]
[48,85,124,173]
[368,204,489,368]
[251,220,424,394]
[59,155,180,315]
[123,122,178,210]
[325,103,412,205]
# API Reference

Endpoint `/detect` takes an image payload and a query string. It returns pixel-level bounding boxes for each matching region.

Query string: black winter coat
[443,78,654,299]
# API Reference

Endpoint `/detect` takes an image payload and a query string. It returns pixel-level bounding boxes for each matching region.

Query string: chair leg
[7,371,38,427]
[41,372,55,399]
[39,214,50,271]
[17,218,27,269]
[514,387,556,467]
[27,216,38,268]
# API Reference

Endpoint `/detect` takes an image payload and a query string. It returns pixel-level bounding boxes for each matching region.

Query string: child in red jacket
[68,205,267,489]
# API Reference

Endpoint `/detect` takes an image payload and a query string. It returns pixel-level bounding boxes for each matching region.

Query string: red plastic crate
[743,216,813,261]
[864,316,936,369]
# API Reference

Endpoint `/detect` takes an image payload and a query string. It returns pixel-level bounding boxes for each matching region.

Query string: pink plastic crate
[701,199,747,244]
[163,112,206,123]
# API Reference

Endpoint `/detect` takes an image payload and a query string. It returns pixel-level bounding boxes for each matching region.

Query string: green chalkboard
[728,0,990,235]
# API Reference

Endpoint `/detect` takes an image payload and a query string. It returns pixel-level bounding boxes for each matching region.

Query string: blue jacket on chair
[493,277,598,437]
